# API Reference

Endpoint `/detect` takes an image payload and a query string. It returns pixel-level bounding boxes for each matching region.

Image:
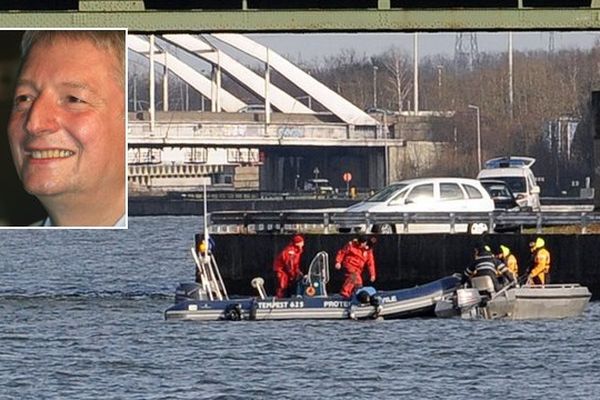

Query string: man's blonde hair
[21,30,125,87]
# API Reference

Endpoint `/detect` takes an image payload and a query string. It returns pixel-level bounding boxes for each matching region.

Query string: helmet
[499,245,510,258]
[198,240,208,253]
[529,237,545,250]
[475,245,489,257]
[356,290,371,304]
[356,234,368,244]
[292,234,304,245]
[474,245,488,255]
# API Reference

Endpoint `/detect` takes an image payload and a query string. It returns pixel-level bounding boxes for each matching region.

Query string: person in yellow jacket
[527,237,551,285]
[498,245,519,282]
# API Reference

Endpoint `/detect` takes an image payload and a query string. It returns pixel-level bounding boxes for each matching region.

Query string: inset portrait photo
[0,29,127,228]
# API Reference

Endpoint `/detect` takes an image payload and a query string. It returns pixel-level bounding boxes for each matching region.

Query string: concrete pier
[207,233,600,300]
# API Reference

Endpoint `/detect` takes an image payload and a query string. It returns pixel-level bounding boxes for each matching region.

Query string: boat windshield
[366,183,408,202]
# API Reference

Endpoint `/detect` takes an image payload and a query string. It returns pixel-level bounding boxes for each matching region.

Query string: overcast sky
[246,31,600,64]
[129,31,600,79]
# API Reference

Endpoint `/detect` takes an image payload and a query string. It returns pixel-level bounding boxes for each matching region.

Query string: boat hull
[436,283,591,320]
[486,284,591,320]
[165,275,461,321]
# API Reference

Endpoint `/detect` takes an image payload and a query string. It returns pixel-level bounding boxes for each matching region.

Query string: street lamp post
[468,104,482,170]
[372,65,378,109]
[436,64,443,105]
[132,73,137,112]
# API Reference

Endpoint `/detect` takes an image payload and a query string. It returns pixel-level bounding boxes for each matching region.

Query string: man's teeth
[30,150,74,159]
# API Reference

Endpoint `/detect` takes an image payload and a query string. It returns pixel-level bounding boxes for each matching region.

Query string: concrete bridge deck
[128,111,396,148]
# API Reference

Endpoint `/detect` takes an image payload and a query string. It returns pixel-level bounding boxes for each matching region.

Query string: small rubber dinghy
[165,250,461,321]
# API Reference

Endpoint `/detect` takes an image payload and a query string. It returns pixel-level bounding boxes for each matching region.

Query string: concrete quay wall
[210,233,600,299]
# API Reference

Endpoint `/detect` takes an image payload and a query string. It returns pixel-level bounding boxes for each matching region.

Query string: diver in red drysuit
[335,235,376,299]
[273,235,305,298]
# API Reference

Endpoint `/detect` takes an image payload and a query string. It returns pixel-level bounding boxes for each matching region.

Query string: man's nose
[25,93,60,136]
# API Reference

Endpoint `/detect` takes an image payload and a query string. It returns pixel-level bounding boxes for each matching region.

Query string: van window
[463,184,483,199]
[502,177,527,193]
[405,184,433,204]
[440,183,464,201]
[481,182,512,198]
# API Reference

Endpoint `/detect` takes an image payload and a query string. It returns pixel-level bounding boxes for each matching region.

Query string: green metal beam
[78,1,145,12]
[2,9,600,31]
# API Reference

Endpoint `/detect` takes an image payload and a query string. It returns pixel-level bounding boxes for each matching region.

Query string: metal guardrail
[208,210,600,234]
[210,210,336,233]
[172,191,369,201]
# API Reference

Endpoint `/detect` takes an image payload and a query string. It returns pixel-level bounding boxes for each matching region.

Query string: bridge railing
[208,210,600,234]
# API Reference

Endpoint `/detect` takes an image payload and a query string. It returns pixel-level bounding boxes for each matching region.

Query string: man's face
[8,37,124,199]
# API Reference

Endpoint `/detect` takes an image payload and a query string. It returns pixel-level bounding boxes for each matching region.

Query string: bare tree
[380,47,412,112]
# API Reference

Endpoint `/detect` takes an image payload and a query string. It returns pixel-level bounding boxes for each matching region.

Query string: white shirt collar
[113,214,127,227]
[43,214,126,227]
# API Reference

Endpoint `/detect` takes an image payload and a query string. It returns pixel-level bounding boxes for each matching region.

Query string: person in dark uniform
[462,245,515,292]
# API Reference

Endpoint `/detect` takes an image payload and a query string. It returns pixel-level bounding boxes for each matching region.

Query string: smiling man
[8,30,126,227]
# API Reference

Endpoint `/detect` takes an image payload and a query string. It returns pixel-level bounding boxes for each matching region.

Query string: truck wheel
[468,223,488,235]
[373,223,395,234]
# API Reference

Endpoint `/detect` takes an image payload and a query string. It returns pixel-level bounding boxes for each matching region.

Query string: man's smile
[25,149,75,160]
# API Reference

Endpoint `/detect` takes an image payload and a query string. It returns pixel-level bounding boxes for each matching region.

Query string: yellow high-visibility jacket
[529,248,551,285]
[505,253,519,279]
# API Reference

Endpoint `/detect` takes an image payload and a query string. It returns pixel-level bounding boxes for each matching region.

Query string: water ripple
[0,217,598,399]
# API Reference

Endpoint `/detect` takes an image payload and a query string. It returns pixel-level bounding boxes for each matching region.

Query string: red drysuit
[273,242,304,298]
[335,240,376,298]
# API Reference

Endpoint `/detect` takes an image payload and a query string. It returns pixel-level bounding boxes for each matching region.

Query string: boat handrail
[190,245,230,301]
[306,251,330,296]
[521,283,582,289]
[190,247,214,301]
[210,252,229,300]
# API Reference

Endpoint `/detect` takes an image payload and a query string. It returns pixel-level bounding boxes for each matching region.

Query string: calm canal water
[0,216,598,399]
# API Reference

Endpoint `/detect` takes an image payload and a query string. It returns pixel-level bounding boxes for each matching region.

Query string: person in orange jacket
[498,244,519,282]
[335,235,376,299]
[273,234,305,298]
[527,237,551,285]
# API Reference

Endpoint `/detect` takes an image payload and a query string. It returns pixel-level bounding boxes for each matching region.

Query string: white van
[476,156,541,211]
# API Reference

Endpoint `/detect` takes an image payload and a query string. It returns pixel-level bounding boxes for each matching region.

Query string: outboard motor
[174,282,203,303]
[456,288,482,309]
[470,276,496,298]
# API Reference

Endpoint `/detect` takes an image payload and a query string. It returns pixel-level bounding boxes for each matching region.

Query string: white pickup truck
[476,156,541,211]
